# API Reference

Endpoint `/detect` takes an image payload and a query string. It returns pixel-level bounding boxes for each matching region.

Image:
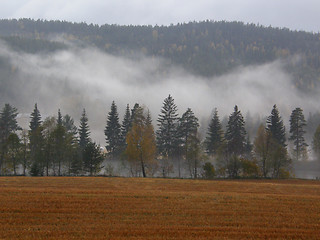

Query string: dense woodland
[0,97,319,178]
[0,19,320,92]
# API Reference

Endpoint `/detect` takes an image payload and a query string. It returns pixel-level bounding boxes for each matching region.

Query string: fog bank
[0,41,319,145]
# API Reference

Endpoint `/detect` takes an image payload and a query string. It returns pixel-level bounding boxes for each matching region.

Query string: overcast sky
[0,0,319,32]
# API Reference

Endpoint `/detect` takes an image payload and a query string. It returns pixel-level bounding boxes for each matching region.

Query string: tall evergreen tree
[266,105,286,147]
[78,108,90,150]
[62,114,78,175]
[0,103,20,141]
[205,108,224,155]
[105,101,121,158]
[120,104,131,149]
[156,95,179,159]
[42,116,56,176]
[0,103,20,175]
[29,103,42,131]
[53,109,67,175]
[177,108,200,178]
[156,95,179,177]
[62,114,78,136]
[225,105,247,156]
[29,103,44,176]
[224,105,247,177]
[289,107,308,161]
[83,142,104,176]
[130,103,140,125]
[312,125,320,161]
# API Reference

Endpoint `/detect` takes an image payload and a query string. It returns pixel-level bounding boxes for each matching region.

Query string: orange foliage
[0,177,319,239]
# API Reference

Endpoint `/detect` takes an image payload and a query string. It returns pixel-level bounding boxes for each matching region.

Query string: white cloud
[1,41,318,144]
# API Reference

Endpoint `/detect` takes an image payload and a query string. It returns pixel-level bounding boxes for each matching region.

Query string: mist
[0,41,319,147]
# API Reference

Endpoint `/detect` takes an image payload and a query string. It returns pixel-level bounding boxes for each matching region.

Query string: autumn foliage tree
[126,106,157,177]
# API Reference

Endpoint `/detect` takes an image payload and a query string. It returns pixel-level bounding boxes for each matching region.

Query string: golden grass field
[0,177,320,239]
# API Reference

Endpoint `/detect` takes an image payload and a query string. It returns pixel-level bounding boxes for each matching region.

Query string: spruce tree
[83,142,104,176]
[62,114,78,175]
[312,125,320,161]
[266,105,286,147]
[120,104,131,151]
[156,94,179,159]
[53,109,67,175]
[0,103,20,141]
[156,95,179,177]
[177,108,200,178]
[0,103,20,175]
[205,108,224,155]
[225,105,247,156]
[225,105,247,177]
[78,108,90,150]
[29,103,42,132]
[130,103,140,125]
[29,103,44,176]
[289,107,308,161]
[62,114,78,136]
[105,101,121,158]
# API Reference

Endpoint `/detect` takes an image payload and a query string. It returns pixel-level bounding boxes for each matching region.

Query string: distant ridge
[0,18,319,91]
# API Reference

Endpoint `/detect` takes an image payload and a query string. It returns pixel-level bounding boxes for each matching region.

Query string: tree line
[0,96,319,178]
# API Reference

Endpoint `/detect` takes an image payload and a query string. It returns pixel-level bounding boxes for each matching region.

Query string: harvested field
[0,177,319,239]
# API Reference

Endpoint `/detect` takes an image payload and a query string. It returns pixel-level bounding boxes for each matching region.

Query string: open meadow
[0,177,320,239]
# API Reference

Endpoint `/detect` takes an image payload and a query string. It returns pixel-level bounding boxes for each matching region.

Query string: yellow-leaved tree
[125,106,157,177]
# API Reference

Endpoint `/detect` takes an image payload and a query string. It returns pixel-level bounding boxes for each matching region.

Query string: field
[0,177,320,239]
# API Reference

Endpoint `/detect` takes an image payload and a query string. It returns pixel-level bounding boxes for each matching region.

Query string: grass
[0,177,319,239]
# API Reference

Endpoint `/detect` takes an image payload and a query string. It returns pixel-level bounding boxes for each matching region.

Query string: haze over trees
[1,95,318,178]
[0,18,320,102]
[0,19,320,178]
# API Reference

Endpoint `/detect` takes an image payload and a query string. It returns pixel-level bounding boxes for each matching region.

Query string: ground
[0,177,319,239]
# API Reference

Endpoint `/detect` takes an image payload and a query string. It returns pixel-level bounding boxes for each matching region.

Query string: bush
[240,158,260,178]
[202,162,215,179]
[30,162,42,176]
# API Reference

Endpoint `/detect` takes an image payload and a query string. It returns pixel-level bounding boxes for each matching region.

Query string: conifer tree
[78,108,90,151]
[105,101,121,158]
[42,116,56,176]
[289,107,308,161]
[156,95,179,177]
[156,95,179,158]
[205,108,224,155]
[312,125,320,161]
[62,114,78,136]
[29,103,42,132]
[6,133,21,175]
[224,105,247,177]
[120,104,131,149]
[29,103,44,176]
[83,142,104,176]
[0,103,20,175]
[0,103,20,141]
[177,108,200,178]
[225,105,247,156]
[53,109,67,175]
[62,114,78,175]
[266,105,286,147]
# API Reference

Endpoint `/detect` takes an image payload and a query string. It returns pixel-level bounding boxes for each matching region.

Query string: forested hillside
[0,18,320,91]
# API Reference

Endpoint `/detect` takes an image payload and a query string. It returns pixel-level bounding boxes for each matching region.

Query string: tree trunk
[140,153,146,178]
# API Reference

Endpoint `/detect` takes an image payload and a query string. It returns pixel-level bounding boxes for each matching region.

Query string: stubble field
[0,177,319,239]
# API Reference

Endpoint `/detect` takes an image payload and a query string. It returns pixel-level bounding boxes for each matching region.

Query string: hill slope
[0,19,320,91]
